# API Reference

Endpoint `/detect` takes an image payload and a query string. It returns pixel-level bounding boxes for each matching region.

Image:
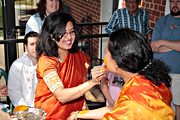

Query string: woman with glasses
[35,12,105,119]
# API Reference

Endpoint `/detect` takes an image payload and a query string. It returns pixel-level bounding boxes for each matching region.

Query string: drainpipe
[1,0,17,72]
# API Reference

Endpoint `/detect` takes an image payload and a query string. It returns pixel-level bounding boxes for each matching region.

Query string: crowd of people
[0,0,179,119]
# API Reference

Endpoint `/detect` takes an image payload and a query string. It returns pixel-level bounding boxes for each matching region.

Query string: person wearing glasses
[25,0,63,34]
[35,12,105,119]
[151,0,180,119]
[68,28,174,120]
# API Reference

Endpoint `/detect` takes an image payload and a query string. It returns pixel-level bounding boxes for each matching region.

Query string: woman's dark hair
[36,12,79,58]
[109,28,171,87]
[38,0,63,20]
[24,31,39,45]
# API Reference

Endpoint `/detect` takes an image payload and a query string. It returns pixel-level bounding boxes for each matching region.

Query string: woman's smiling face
[57,21,76,51]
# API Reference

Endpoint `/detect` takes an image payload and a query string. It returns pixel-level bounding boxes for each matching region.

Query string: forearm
[162,40,180,52]
[54,80,97,104]
[157,46,172,53]
[53,65,105,103]
[101,85,114,106]
[77,106,113,119]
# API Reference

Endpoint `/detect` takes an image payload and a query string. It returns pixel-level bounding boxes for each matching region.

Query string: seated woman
[69,28,175,120]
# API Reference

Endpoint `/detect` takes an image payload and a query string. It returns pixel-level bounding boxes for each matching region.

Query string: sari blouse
[35,51,90,120]
[102,75,175,120]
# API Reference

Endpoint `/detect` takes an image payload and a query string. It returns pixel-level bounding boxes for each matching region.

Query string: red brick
[159,5,165,11]
[64,0,166,56]
[152,10,160,17]
[153,0,161,4]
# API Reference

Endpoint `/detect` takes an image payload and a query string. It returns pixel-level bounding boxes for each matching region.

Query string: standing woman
[25,0,63,34]
[35,12,105,119]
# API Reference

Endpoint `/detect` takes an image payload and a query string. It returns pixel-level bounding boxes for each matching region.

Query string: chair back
[0,68,8,102]
[0,68,14,112]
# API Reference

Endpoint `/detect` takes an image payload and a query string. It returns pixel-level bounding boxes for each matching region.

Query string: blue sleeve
[152,17,165,41]
[144,10,151,35]
[105,10,120,35]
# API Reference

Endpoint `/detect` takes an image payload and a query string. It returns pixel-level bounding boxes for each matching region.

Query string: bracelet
[73,111,80,120]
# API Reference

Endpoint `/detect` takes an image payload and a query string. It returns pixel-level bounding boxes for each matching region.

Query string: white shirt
[25,13,44,34]
[8,52,37,107]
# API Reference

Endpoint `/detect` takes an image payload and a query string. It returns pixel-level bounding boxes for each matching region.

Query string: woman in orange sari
[35,12,105,120]
[69,28,175,120]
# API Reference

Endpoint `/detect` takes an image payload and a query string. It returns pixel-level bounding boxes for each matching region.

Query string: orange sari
[102,75,175,120]
[35,51,90,120]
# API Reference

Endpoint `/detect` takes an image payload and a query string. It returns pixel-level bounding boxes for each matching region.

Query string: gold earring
[115,66,119,70]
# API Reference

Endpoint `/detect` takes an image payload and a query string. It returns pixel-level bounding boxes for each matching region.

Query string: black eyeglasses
[58,29,77,39]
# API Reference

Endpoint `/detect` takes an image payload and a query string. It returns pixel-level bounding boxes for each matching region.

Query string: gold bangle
[74,111,80,120]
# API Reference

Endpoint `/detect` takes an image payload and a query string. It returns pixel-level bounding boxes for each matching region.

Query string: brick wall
[64,0,100,23]
[64,0,100,58]
[64,0,167,29]
[64,0,166,58]
[142,0,166,28]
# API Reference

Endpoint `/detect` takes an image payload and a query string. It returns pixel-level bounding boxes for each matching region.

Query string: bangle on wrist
[74,111,80,120]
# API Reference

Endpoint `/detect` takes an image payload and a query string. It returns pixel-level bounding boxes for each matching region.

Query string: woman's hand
[91,65,106,84]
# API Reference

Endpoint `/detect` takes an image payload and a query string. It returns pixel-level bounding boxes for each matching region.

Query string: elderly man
[105,0,151,37]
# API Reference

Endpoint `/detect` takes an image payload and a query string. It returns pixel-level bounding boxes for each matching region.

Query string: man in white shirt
[8,31,39,107]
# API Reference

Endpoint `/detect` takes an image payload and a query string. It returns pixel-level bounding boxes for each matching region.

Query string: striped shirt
[105,8,150,35]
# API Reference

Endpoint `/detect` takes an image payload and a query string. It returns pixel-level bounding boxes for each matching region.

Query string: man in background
[151,0,180,119]
[8,31,39,107]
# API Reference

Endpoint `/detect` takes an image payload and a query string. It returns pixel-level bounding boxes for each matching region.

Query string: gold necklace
[58,57,64,62]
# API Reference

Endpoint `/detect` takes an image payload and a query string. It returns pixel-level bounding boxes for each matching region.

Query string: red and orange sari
[102,75,175,120]
[35,51,90,120]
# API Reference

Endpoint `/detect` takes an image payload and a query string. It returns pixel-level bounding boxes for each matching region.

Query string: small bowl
[13,107,46,120]
[27,108,46,120]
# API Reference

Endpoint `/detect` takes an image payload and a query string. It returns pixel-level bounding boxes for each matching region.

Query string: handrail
[0,22,108,31]
[78,22,108,26]
[0,39,24,44]
[79,33,109,39]
[0,22,109,73]
[0,33,109,43]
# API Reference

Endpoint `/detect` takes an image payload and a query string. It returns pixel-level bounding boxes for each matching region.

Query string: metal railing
[0,22,109,73]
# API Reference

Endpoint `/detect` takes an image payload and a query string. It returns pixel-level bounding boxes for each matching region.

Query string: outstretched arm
[100,78,115,106]
[68,106,113,120]
[46,65,106,104]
